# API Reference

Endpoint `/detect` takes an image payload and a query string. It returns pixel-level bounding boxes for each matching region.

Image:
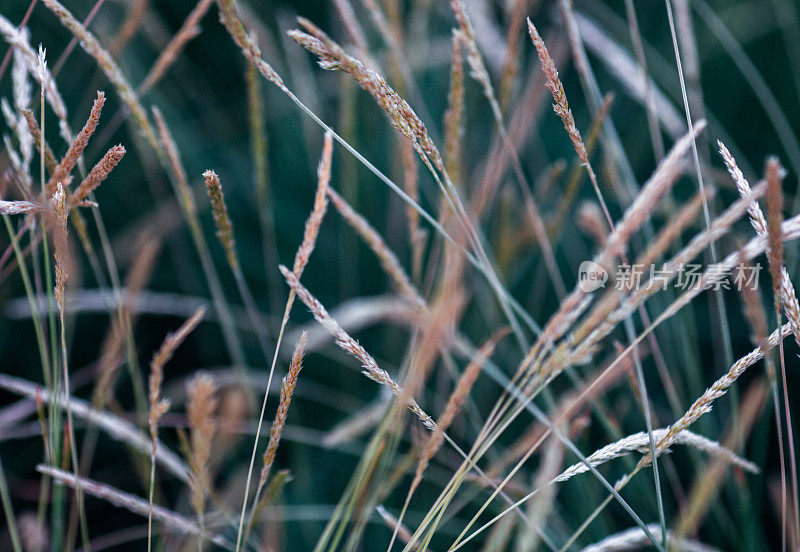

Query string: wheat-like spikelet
[676,378,769,540]
[138,0,215,94]
[288,19,446,180]
[233,131,334,552]
[766,158,786,309]
[579,523,721,552]
[326,187,423,307]
[527,19,593,182]
[719,142,767,234]
[242,330,306,550]
[47,91,105,196]
[556,428,758,483]
[720,142,800,345]
[293,131,333,277]
[51,184,69,312]
[216,0,288,92]
[633,320,794,476]
[42,0,158,150]
[186,374,217,521]
[258,332,307,488]
[279,265,434,429]
[68,145,125,209]
[3,47,33,182]
[203,169,239,272]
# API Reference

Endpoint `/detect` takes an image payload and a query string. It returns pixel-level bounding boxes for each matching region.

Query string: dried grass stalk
[69,145,126,208]
[414,331,503,486]
[138,0,215,94]
[47,91,105,196]
[288,19,445,180]
[293,132,332,277]
[444,32,464,184]
[148,306,206,551]
[36,465,233,549]
[766,158,786,310]
[51,184,69,312]
[152,107,196,217]
[376,505,423,551]
[528,19,592,181]
[203,169,239,271]
[186,374,217,520]
[149,307,207,438]
[110,0,151,55]
[719,141,800,344]
[556,428,758,483]
[634,321,794,474]
[499,0,528,110]
[279,265,434,429]
[258,332,307,488]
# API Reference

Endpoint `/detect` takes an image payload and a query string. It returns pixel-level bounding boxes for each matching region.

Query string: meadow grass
[0,1,799,551]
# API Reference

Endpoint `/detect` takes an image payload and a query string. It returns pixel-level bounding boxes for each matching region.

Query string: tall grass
[0,1,798,551]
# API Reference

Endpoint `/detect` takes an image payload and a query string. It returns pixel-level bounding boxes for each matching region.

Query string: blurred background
[1,0,799,550]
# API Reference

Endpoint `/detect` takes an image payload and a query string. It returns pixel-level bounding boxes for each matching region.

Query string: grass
[0,0,799,551]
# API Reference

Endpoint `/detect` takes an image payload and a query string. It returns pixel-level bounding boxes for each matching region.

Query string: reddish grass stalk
[147,307,206,552]
[46,91,105,196]
[137,0,215,95]
[233,132,333,552]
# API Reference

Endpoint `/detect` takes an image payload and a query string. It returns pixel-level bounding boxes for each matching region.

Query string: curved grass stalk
[216,0,542,347]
